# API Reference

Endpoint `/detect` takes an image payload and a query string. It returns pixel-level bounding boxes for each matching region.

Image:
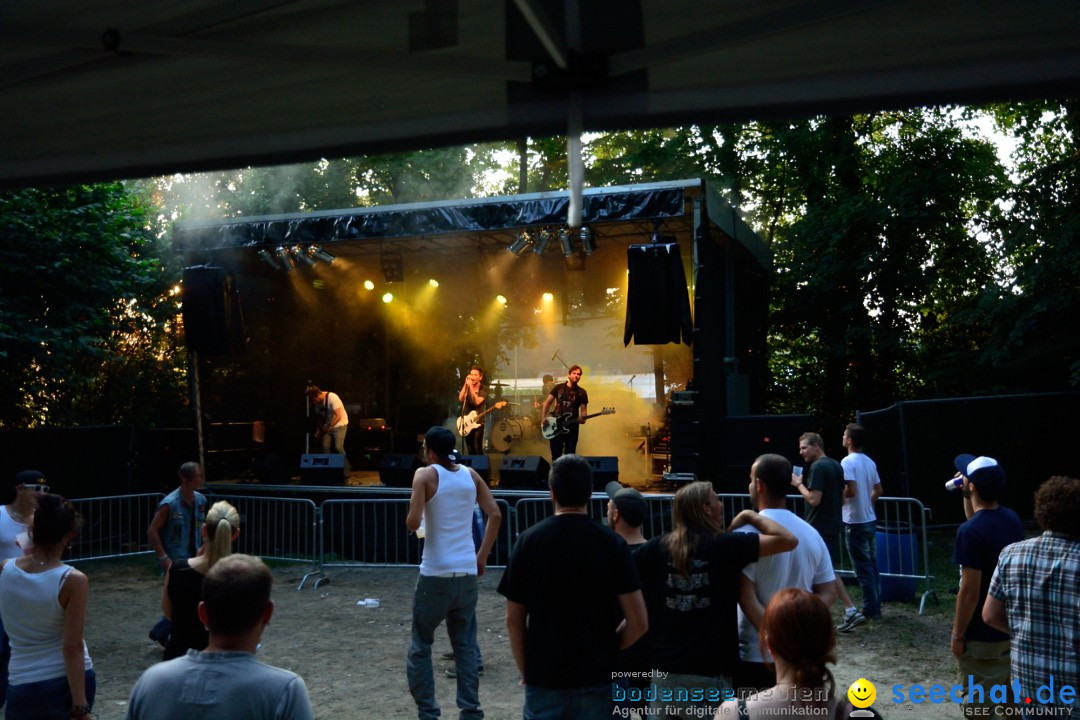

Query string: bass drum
[490,417,536,453]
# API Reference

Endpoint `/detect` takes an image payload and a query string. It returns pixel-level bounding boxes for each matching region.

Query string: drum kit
[485,381,542,453]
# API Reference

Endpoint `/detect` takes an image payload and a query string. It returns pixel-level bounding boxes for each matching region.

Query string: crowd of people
[0,421,1076,720]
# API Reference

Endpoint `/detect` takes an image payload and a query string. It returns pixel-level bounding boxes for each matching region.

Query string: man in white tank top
[405,426,502,720]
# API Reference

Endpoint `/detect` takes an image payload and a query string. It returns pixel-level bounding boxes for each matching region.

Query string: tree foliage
[0,183,186,428]
[3,100,1077,433]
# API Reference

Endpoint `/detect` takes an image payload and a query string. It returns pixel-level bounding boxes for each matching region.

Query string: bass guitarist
[540,364,589,461]
[457,366,488,455]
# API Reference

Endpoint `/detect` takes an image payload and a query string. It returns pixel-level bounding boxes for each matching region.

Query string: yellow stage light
[428,278,439,288]
[542,292,554,303]
[364,280,375,290]
[496,295,507,306]
[382,292,393,303]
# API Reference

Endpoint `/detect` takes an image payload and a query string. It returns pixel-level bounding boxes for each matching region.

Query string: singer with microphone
[457,366,488,455]
[948,455,1023,712]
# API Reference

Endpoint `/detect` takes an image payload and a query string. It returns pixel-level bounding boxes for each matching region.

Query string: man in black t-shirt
[540,365,589,460]
[950,454,1023,712]
[498,454,647,718]
[791,432,861,630]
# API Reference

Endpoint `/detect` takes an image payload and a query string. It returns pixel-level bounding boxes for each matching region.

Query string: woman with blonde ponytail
[161,501,240,660]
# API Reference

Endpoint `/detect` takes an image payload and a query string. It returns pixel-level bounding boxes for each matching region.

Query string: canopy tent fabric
[173,183,690,255]
[3,0,1080,189]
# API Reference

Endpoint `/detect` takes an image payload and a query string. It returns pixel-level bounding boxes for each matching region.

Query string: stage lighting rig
[257,248,280,270]
[533,227,555,255]
[507,230,532,257]
[274,246,296,271]
[309,245,336,264]
[292,245,316,267]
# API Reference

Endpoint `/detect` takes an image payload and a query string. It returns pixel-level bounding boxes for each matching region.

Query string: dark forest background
[2,100,1078,438]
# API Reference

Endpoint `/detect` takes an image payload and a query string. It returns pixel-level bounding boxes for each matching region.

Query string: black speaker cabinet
[299,453,345,485]
[457,455,491,483]
[582,456,619,489]
[181,265,245,355]
[498,455,550,489]
[379,453,422,487]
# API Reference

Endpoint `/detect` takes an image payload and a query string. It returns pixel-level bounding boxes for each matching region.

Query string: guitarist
[540,364,589,461]
[457,366,488,455]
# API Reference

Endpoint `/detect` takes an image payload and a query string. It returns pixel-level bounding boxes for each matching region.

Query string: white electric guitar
[456,401,508,437]
[541,407,616,439]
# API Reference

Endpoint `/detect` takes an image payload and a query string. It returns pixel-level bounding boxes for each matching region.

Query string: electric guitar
[456,401,508,437]
[541,407,616,439]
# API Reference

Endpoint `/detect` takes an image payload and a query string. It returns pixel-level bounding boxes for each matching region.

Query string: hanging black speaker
[623,243,693,346]
[181,265,245,355]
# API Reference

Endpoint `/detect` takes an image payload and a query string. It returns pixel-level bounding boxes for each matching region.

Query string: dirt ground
[82,559,961,720]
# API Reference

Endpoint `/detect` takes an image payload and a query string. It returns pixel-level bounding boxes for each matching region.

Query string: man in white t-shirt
[306,384,349,467]
[841,423,883,621]
[735,454,836,691]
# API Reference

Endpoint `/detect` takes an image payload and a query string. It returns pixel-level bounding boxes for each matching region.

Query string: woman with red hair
[717,588,880,719]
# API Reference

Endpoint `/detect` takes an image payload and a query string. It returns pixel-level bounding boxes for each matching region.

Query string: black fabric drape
[623,243,693,346]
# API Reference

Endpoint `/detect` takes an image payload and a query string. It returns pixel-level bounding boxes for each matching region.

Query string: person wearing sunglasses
[0,470,49,709]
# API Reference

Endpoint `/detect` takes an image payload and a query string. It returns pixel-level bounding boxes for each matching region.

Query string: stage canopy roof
[173,179,768,271]
[3,0,1080,190]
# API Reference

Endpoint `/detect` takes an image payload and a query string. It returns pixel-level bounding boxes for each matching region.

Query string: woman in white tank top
[0,493,94,720]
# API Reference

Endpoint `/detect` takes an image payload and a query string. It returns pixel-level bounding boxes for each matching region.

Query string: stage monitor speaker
[582,456,618,489]
[379,453,422,487]
[300,453,345,485]
[181,265,245,355]
[457,455,491,483]
[498,455,550,489]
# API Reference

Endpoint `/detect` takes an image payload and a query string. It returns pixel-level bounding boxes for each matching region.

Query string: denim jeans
[524,683,611,720]
[406,574,482,720]
[6,669,96,720]
[321,425,349,470]
[844,521,881,617]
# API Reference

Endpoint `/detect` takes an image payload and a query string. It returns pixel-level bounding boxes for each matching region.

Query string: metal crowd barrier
[207,494,319,589]
[68,493,164,562]
[871,496,937,614]
[64,490,937,612]
[316,498,514,580]
[509,493,679,540]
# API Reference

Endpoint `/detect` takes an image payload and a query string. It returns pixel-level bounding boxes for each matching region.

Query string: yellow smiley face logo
[847,678,876,708]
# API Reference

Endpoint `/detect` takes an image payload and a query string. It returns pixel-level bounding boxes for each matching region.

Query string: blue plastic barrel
[876,521,918,601]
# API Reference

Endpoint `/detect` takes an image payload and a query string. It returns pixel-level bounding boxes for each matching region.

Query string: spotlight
[292,245,316,267]
[364,280,375,291]
[496,295,507,306]
[533,227,554,255]
[257,249,280,270]
[275,246,296,271]
[507,230,532,256]
[381,250,404,282]
[428,278,439,288]
[558,227,575,257]
[542,292,554,303]
[309,245,336,264]
[580,226,596,255]
[382,292,394,303]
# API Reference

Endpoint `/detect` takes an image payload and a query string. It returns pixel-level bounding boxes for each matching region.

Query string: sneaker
[837,610,867,633]
[441,651,455,660]
[445,665,484,678]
